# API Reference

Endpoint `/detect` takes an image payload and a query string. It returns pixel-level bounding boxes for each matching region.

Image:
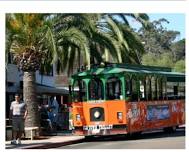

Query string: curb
[22,138,85,149]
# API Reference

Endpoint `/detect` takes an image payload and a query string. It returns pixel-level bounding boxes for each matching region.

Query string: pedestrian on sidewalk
[9,93,28,145]
[48,96,59,124]
[39,101,53,131]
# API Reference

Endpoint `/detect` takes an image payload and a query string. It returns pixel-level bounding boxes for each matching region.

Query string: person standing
[48,96,59,124]
[9,94,28,145]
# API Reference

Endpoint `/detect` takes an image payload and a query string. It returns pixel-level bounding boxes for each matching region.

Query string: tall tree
[173,60,185,73]
[54,13,150,72]
[140,18,185,73]
[139,18,180,56]
[6,13,151,129]
[103,13,150,64]
[54,13,120,74]
[6,14,57,128]
[170,39,185,61]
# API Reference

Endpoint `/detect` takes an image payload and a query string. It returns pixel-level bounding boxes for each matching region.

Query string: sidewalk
[5,134,85,149]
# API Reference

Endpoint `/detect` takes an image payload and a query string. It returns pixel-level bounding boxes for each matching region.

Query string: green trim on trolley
[70,63,185,102]
[72,63,185,82]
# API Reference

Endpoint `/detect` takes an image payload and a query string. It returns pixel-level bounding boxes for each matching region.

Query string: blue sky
[148,14,185,40]
[127,13,185,40]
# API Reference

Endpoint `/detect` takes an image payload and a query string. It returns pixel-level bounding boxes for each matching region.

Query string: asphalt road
[58,127,185,149]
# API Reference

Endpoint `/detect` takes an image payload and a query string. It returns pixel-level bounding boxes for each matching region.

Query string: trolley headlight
[76,114,81,121]
[94,110,101,119]
[117,112,123,120]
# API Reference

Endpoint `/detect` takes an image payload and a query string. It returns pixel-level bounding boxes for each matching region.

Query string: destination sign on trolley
[83,125,113,130]
[89,100,105,103]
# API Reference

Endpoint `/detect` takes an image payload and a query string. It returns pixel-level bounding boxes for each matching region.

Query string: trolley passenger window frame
[70,63,185,103]
[106,76,123,100]
[72,79,87,102]
[88,77,104,101]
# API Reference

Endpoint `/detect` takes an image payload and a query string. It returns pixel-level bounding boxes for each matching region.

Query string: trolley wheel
[163,126,177,133]
[84,135,94,141]
[130,131,142,138]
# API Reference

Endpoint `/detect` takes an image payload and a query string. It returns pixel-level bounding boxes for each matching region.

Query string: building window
[8,52,14,64]
[7,82,14,87]
[39,66,53,76]
[20,81,23,89]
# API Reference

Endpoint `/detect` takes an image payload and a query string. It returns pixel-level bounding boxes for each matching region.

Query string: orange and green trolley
[70,63,185,137]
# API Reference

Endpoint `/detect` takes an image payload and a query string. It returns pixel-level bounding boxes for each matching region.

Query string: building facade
[6,60,74,131]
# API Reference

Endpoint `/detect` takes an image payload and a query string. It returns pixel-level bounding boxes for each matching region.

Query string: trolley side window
[106,77,122,100]
[125,76,139,101]
[158,78,163,100]
[178,82,185,99]
[151,76,158,100]
[167,82,175,99]
[126,78,132,98]
[146,77,152,101]
[89,78,104,100]
[139,79,146,101]
[73,79,87,102]
[166,82,184,100]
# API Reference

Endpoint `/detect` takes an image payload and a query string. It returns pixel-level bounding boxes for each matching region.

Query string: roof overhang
[36,84,69,95]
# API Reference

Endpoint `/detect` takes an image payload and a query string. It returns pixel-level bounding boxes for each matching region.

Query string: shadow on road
[84,127,185,142]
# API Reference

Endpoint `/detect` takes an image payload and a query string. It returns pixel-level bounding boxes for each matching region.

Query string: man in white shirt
[9,94,28,145]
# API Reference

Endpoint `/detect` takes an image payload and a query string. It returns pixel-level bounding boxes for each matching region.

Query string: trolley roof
[72,63,185,82]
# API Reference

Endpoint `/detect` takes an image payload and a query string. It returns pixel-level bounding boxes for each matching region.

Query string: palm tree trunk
[23,71,40,128]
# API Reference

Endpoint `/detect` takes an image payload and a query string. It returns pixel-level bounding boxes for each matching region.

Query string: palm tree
[55,27,90,75]
[54,13,150,73]
[6,14,57,128]
[100,13,150,64]
[6,13,150,129]
[54,14,120,74]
